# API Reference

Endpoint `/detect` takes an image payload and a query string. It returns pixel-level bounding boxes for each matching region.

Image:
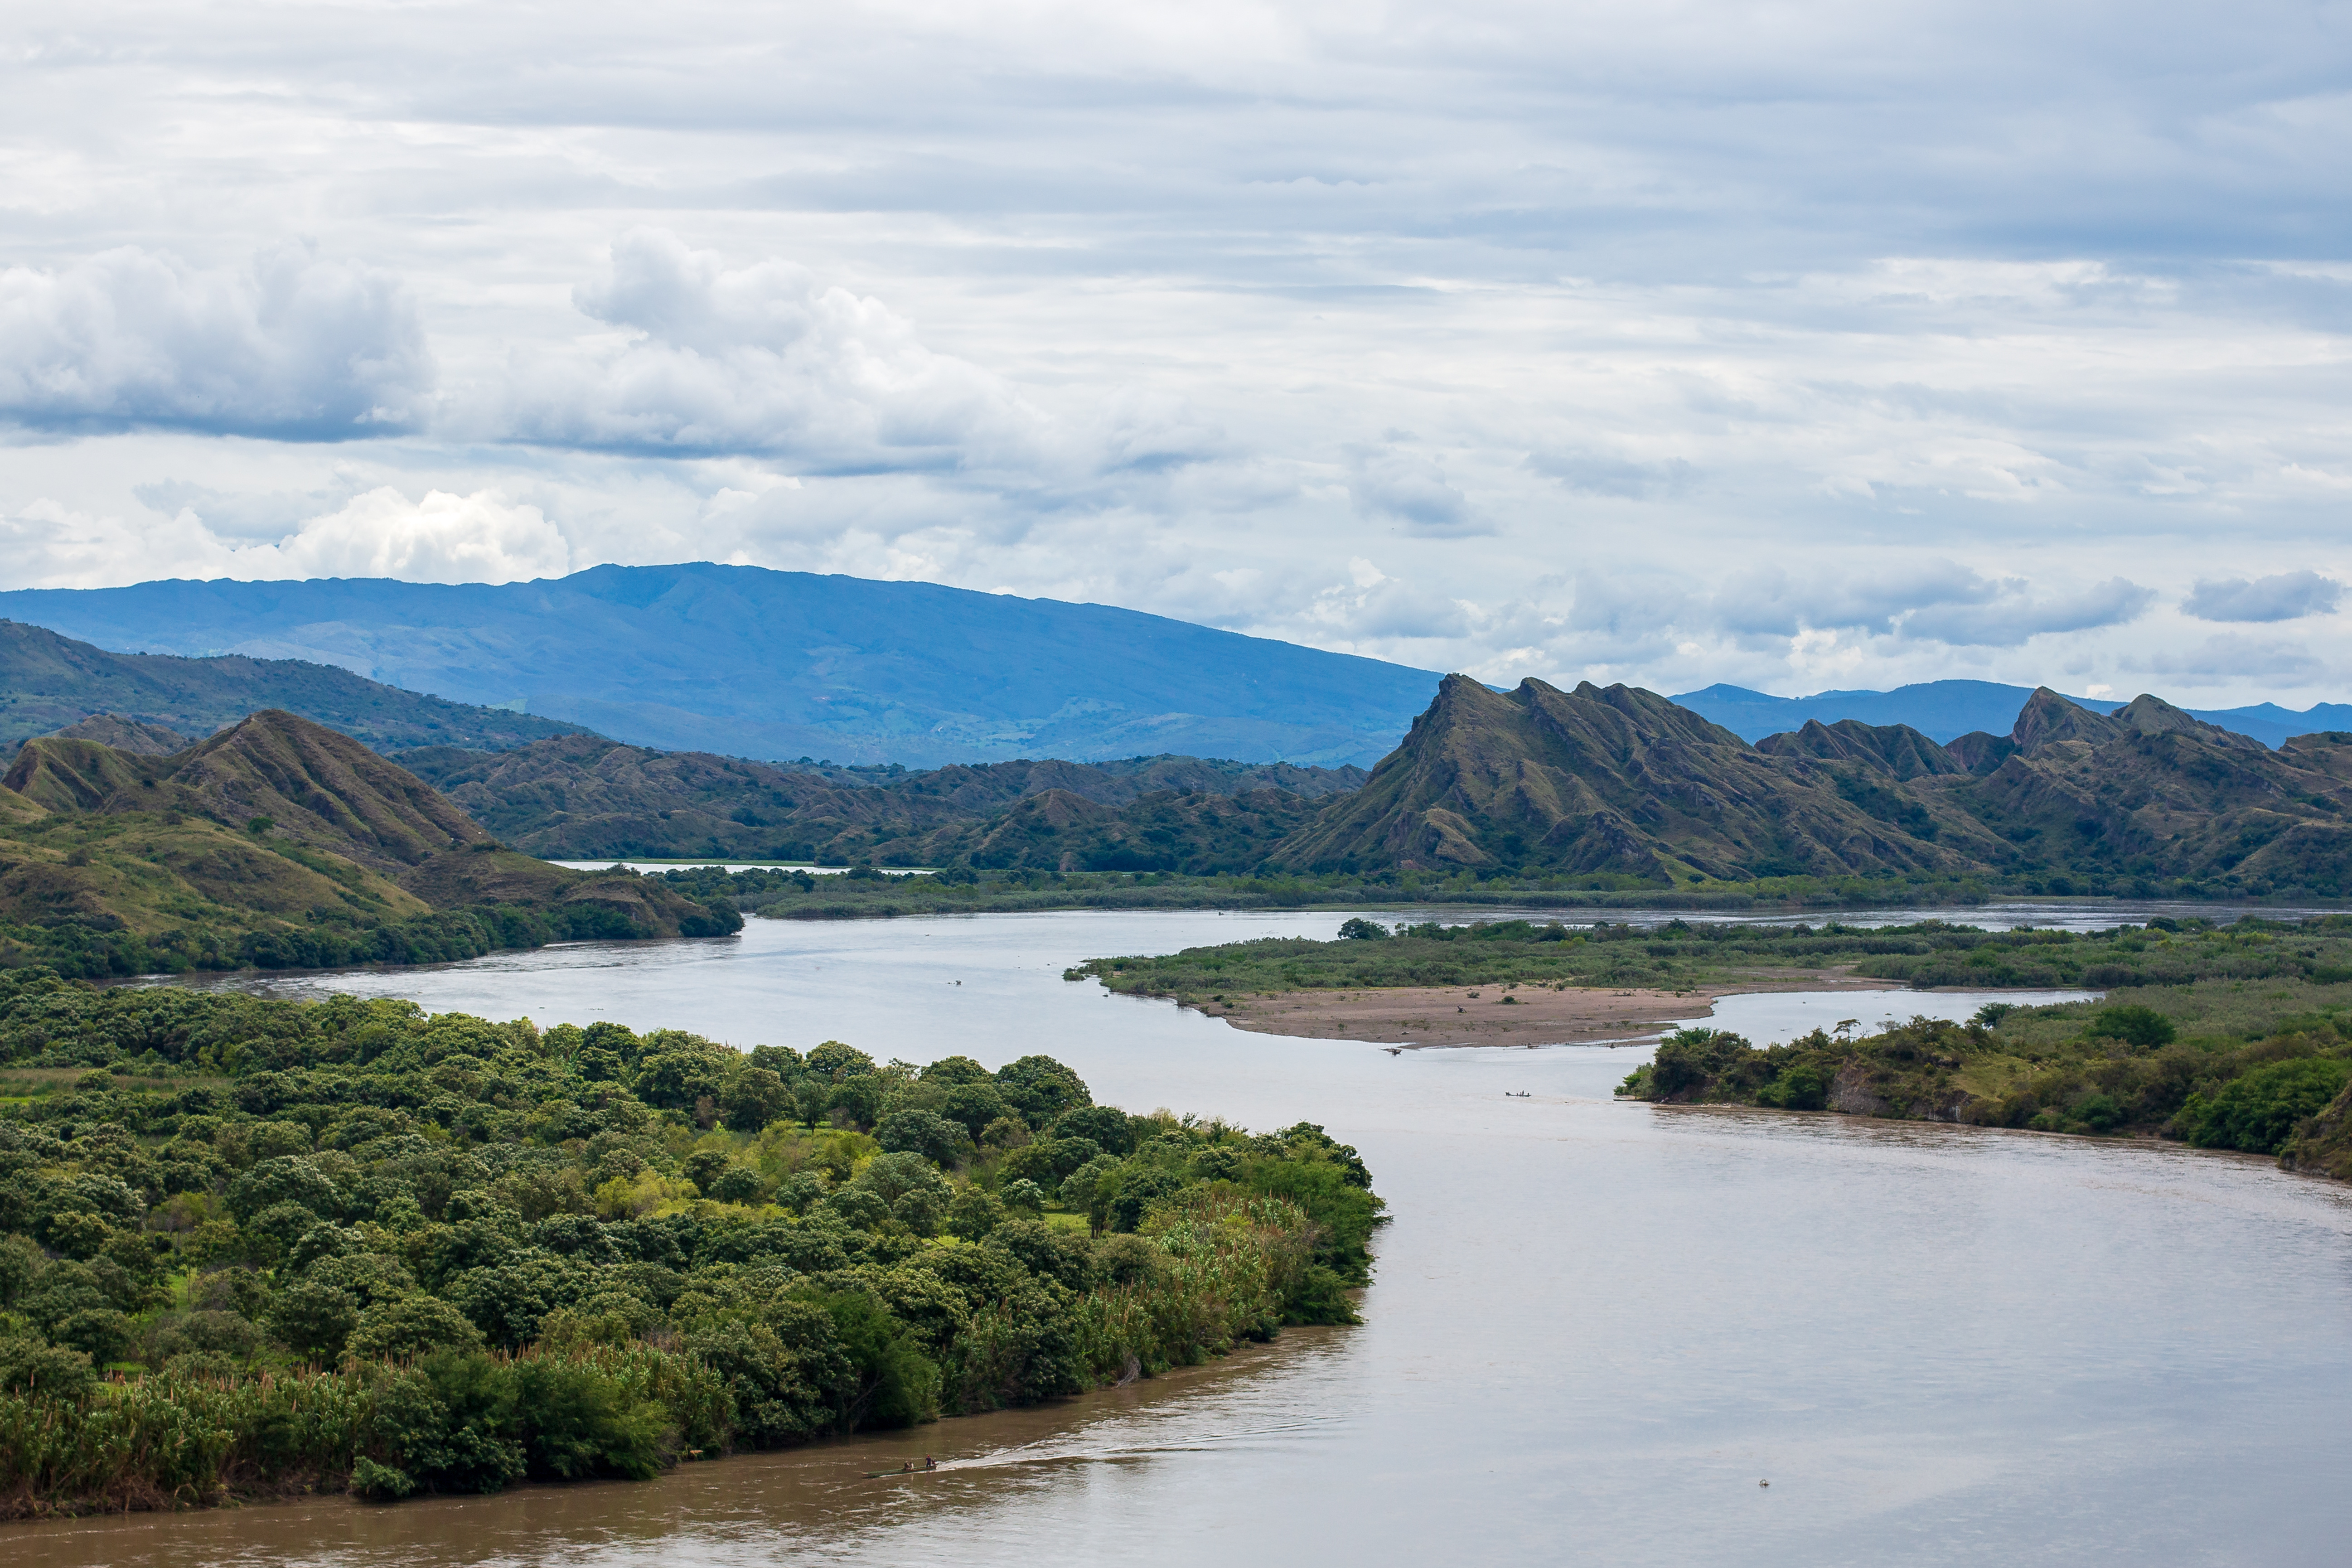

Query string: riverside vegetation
[0,969,1379,1516]
[1069,913,2352,1009]
[1079,912,2352,1177]
[1599,926,2352,1178]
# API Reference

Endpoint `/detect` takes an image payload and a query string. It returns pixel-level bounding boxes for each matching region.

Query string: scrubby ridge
[0,970,1380,1515]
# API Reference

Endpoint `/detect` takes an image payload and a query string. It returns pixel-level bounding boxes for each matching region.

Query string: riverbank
[1188,974,1893,1047]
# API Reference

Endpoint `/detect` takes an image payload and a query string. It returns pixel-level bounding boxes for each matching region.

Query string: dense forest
[0,969,1380,1515]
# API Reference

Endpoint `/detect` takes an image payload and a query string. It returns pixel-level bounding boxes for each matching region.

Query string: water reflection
[53,910,2352,1565]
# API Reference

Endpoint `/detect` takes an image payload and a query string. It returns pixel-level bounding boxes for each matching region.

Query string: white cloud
[1347,443,1484,536]
[2182,570,2343,623]
[0,486,566,588]
[257,488,570,584]
[0,0,2349,708]
[480,229,1062,473]
[0,244,430,438]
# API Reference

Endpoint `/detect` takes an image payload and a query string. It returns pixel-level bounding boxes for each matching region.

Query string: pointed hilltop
[10,710,485,870]
[1269,675,1982,882]
[0,710,737,970]
[1754,718,1962,780]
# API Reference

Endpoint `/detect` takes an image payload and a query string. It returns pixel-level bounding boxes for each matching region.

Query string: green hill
[0,711,736,977]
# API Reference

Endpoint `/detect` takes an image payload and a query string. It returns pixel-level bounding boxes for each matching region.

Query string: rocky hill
[0,620,590,755]
[1268,676,1994,882]
[1260,677,2352,897]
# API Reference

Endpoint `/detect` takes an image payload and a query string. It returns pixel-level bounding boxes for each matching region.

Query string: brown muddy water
[34,908,2352,1565]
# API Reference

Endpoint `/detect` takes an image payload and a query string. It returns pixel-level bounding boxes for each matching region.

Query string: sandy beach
[1188,972,1897,1048]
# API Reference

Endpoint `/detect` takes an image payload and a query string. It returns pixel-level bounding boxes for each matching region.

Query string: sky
[1,0,2347,706]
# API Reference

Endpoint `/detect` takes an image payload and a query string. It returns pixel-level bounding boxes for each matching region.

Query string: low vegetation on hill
[395,736,1362,865]
[0,712,736,978]
[0,971,1379,1516]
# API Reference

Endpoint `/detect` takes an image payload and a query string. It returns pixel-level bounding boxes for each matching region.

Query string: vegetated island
[0,969,1379,1517]
[1067,914,2352,1047]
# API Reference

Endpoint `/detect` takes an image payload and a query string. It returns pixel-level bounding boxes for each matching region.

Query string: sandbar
[1186,972,1897,1048]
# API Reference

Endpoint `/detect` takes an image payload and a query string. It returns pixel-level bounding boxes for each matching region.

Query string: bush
[2085,1005,2177,1049]
[2179,1057,2352,1154]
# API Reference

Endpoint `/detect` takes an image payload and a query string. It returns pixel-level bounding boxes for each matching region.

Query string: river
[22,909,2352,1565]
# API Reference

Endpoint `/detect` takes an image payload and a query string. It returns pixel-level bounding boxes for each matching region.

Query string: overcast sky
[3,0,2347,705]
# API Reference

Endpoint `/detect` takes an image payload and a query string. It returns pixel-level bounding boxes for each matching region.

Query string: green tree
[719,1066,792,1132]
[271,1280,361,1361]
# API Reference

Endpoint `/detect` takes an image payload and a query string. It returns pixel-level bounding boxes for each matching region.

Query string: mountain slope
[0,620,590,755]
[0,712,735,971]
[395,736,1365,861]
[0,564,1440,768]
[1937,692,2352,893]
[47,714,196,754]
[1268,676,1991,881]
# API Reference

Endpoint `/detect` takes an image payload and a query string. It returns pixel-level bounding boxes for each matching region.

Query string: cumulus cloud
[1897,577,2156,647]
[256,488,570,583]
[0,244,430,438]
[1347,443,1485,536]
[1712,562,1998,640]
[482,229,1061,473]
[2181,570,2343,623]
[1,487,565,588]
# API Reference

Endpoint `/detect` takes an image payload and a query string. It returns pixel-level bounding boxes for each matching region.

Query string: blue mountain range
[1670,682,2352,750]
[0,565,1442,769]
[4,564,2339,766]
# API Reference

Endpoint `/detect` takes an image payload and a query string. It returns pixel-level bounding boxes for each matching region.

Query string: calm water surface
[31,910,2352,1565]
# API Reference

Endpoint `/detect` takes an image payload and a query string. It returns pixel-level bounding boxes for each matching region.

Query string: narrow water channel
[23,909,2350,1565]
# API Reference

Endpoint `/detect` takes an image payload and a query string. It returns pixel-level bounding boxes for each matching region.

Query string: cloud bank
[0,0,2347,707]
[0,245,430,439]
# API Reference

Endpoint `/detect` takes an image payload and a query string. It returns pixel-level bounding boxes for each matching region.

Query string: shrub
[2178,1057,2352,1154]
[2084,1005,2177,1049]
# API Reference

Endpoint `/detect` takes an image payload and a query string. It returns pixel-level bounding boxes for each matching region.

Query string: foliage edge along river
[1074,912,2352,1168]
[0,967,1382,1517]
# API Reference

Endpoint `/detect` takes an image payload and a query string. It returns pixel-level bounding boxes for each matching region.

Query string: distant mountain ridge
[0,564,1442,769]
[0,620,590,755]
[1674,679,2352,749]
